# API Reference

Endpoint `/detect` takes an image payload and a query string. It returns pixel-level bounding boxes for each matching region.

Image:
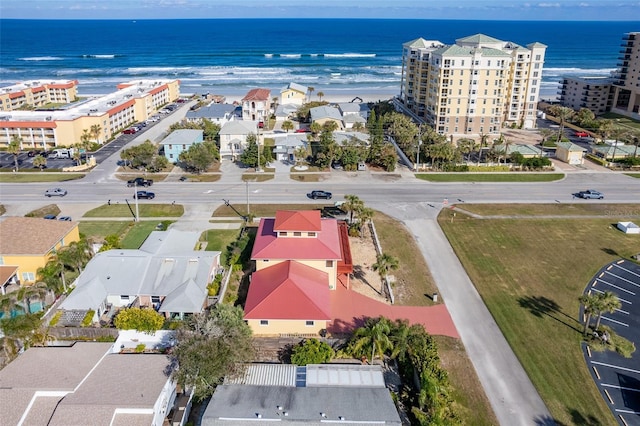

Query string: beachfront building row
[557,76,615,116]
[399,33,547,138]
[0,79,180,150]
[0,79,79,111]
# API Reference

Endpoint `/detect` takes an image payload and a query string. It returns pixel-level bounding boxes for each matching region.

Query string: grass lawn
[438,205,640,425]
[120,221,167,249]
[242,173,274,182]
[83,203,184,218]
[79,221,131,240]
[455,203,640,217]
[183,173,221,182]
[373,211,438,306]
[0,173,85,183]
[200,229,241,265]
[212,203,329,217]
[416,173,564,182]
[79,220,172,249]
[290,173,326,182]
[626,173,640,178]
[114,173,169,182]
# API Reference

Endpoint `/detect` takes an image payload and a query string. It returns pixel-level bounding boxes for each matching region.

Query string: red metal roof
[0,121,56,129]
[244,261,331,320]
[108,99,135,115]
[149,85,166,95]
[274,210,321,232]
[251,216,342,261]
[9,92,25,99]
[242,88,271,101]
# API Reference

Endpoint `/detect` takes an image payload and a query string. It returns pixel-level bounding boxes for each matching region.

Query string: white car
[45,188,67,197]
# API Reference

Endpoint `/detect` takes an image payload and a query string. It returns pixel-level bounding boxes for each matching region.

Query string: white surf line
[590,288,633,304]
[604,271,640,289]
[591,361,640,375]
[601,383,640,393]
[612,262,640,279]
[602,316,629,327]
[595,278,636,295]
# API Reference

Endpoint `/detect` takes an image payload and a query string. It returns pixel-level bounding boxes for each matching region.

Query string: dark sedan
[134,191,155,200]
[307,190,332,200]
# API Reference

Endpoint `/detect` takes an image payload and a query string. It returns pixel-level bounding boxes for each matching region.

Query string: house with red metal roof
[241,88,271,123]
[245,210,352,336]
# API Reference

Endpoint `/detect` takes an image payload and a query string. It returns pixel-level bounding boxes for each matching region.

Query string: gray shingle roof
[310,105,343,121]
[160,129,203,146]
[186,103,237,120]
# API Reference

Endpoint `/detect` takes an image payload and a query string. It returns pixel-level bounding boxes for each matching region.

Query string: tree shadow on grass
[534,415,567,426]
[517,295,582,333]
[568,408,602,426]
[601,247,619,257]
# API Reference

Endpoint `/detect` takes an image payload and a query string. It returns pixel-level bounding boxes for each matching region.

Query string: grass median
[416,173,564,182]
[438,205,640,425]
[0,172,85,183]
[83,203,184,218]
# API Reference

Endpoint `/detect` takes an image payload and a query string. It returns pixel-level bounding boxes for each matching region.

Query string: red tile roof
[0,266,18,286]
[244,261,331,320]
[108,99,135,115]
[251,216,341,261]
[0,121,57,129]
[274,210,321,232]
[242,88,271,101]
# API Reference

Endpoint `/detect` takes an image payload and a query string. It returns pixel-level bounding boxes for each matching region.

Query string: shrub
[135,343,146,353]
[49,311,62,327]
[442,164,469,172]
[114,307,164,333]
[81,310,95,327]
[291,338,334,365]
[585,154,607,166]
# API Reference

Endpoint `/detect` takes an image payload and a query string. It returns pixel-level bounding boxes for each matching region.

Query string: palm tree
[372,253,399,295]
[40,254,68,294]
[17,282,49,314]
[350,317,393,364]
[281,120,294,133]
[357,207,374,238]
[594,291,621,330]
[8,135,22,171]
[293,145,309,166]
[549,106,575,142]
[343,194,364,223]
[317,91,325,102]
[503,138,513,164]
[477,132,489,165]
[33,155,47,171]
[58,239,92,276]
[309,121,321,136]
[0,291,20,317]
[90,123,102,145]
[579,293,601,335]
[307,86,315,102]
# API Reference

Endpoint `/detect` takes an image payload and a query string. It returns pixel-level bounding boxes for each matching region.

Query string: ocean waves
[264,53,376,58]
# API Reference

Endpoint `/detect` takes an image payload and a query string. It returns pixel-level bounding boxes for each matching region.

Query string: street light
[416,124,424,171]
[256,121,262,172]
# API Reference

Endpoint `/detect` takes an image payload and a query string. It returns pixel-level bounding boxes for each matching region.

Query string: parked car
[258,121,265,129]
[44,188,67,197]
[574,131,589,138]
[295,128,311,133]
[134,190,155,200]
[307,190,332,200]
[27,150,41,157]
[123,128,137,134]
[576,189,604,199]
[58,216,72,221]
[43,214,57,220]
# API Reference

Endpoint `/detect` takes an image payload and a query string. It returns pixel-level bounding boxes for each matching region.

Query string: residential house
[0,342,187,426]
[219,120,259,160]
[274,103,300,122]
[0,217,80,285]
[161,129,204,163]
[555,141,587,165]
[333,131,370,147]
[201,363,402,425]
[241,88,271,122]
[0,265,19,295]
[245,210,352,336]
[337,102,370,122]
[310,105,344,130]
[185,103,238,126]
[271,134,308,162]
[59,229,220,323]
[279,82,309,106]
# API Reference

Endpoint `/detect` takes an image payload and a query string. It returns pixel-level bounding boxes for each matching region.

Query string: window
[21,272,35,282]
[305,320,315,326]
[326,260,334,268]
[308,232,316,237]
[535,54,541,61]
[182,144,186,149]
[293,231,302,237]
[279,232,287,237]
[260,320,269,326]
[168,144,172,149]
[120,295,130,301]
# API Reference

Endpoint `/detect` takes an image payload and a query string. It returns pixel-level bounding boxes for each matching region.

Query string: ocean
[1,19,638,100]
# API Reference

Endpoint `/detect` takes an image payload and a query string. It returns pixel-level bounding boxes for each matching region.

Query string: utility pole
[134,181,139,222]
[246,180,250,216]
[256,121,262,172]
[416,124,423,171]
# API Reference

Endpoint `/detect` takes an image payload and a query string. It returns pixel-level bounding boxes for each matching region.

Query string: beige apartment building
[0,79,79,111]
[612,32,640,119]
[0,79,180,150]
[400,34,546,138]
[558,76,614,116]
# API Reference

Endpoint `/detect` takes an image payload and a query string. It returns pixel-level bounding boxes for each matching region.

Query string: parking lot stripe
[592,361,640,375]
[616,409,640,415]
[595,278,635,295]
[604,271,640,289]
[591,288,632,304]
[604,389,614,404]
[612,263,640,279]
[602,383,640,393]
[601,316,628,327]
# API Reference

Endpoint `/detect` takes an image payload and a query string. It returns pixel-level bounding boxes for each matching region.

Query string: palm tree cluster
[344,317,460,425]
[579,290,621,336]
[342,194,373,237]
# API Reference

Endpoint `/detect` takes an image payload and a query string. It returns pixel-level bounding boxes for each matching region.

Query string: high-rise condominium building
[400,34,546,138]
[612,32,640,118]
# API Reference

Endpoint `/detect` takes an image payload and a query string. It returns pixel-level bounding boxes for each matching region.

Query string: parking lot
[583,259,640,425]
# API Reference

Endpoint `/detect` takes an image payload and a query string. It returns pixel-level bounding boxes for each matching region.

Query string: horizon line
[1,17,640,22]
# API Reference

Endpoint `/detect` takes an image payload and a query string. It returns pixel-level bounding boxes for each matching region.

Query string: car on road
[43,214,57,220]
[576,189,604,199]
[134,190,155,200]
[574,131,589,138]
[44,188,67,197]
[307,190,332,200]
[58,216,72,221]
[127,177,153,187]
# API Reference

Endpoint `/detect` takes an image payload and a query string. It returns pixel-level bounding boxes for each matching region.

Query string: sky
[1,0,639,20]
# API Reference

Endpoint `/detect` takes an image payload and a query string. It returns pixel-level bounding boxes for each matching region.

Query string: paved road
[2,115,640,425]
